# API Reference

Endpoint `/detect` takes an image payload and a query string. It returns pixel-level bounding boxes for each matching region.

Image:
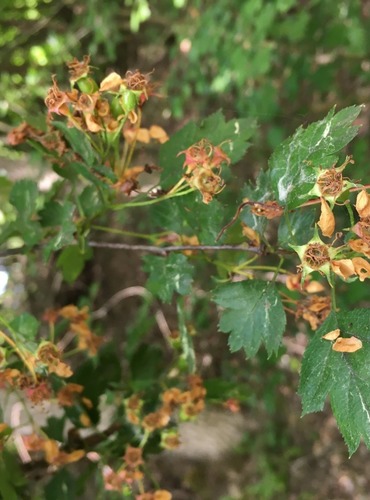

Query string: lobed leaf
[269,105,362,209]
[143,253,194,303]
[299,309,370,455]
[213,280,286,357]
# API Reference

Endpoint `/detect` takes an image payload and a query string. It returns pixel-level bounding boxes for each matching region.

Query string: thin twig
[91,286,150,319]
[88,241,263,255]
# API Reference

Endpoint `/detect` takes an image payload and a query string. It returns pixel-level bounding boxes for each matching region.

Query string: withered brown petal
[322,328,340,341]
[355,190,370,219]
[318,197,335,237]
[332,336,363,353]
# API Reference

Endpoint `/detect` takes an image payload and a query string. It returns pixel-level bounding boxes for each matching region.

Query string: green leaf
[10,313,39,343]
[45,469,76,500]
[277,207,316,248]
[126,298,155,360]
[177,297,195,373]
[41,201,77,259]
[130,344,164,391]
[8,180,42,246]
[143,253,194,303]
[53,122,97,166]
[9,313,39,351]
[56,245,92,283]
[70,344,121,424]
[79,186,104,218]
[91,163,118,183]
[40,200,75,227]
[299,309,370,455]
[11,219,42,246]
[197,111,256,164]
[9,180,38,216]
[0,461,18,500]
[70,161,109,189]
[43,416,66,442]
[240,169,274,233]
[152,193,229,244]
[213,280,286,357]
[269,105,362,209]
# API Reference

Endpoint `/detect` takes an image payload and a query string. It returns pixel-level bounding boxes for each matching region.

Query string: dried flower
[178,139,230,204]
[57,383,84,406]
[295,295,331,330]
[250,200,284,219]
[355,190,370,219]
[332,336,363,353]
[124,446,143,469]
[331,259,356,281]
[318,197,335,237]
[322,329,341,341]
[67,55,91,83]
[36,342,73,378]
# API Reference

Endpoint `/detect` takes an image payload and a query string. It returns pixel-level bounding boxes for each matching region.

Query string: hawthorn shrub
[1,56,370,497]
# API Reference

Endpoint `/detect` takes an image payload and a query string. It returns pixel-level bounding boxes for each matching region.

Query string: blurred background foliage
[2,0,370,138]
[2,1,370,498]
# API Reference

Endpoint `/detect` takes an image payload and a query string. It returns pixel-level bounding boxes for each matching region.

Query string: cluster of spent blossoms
[44,304,104,356]
[44,55,153,134]
[178,138,231,203]
[102,375,206,497]
[125,374,206,433]
[103,445,172,499]
[7,121,67,156]
[290,158,370,285]
[21,434,85,468]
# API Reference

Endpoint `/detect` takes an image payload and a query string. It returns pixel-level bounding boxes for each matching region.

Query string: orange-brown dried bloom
[142,409,170,432]
[161,432,181,450]
[124,446,143,469]
[295,295,331,330]
[355,190,370,219]
[124,70,154,105]
[45,76,71,115]
[43,439,85,466]
[250,200,284,219]
[303,243,331,270]
[57,383,84,406]
[37,342,72,378]
[75,93,99,114]
[353,217,370,245]
[0,368,21,388]
[181,399,205,418]
[178,139,231,203]
[161,388,182,408]
[7,122,43,146]
[331,259,356,281]
[137,491,172,500]
[126,394,143,411]
[103,467,128,492]
[71,321,104,356]
[349,238,370,258]
[352,257,370,281]
[42,308,60,324]
[24,380,52,404]
[318,197,335,237]
[332,336,363,353]
[59,305,89,322]
[317,168,344,198]
[67,55,91,82]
